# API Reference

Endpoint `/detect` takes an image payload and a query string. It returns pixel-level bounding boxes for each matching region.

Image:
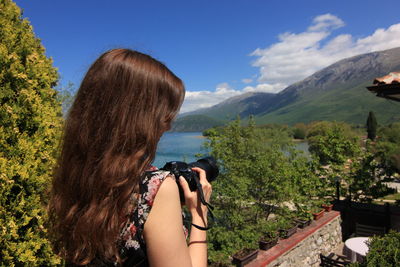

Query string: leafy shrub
[205,118,327,264]
[0,0,63,265]
[307,121,359,165]
[292,123,307,139]
[351,231,400,267]
[376,123,400,174]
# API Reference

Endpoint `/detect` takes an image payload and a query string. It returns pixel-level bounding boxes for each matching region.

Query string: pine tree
[366,111,377,141]
[0,0,63,265]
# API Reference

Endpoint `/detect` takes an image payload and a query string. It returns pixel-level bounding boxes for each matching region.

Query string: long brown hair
[48,49,185,265]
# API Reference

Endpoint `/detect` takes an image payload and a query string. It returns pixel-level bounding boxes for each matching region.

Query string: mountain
[181,92,277,122]
[178,47,400,130]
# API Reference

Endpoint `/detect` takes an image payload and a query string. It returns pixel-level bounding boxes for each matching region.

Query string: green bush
[351,231,400,267]
[205,118,326,264]
[307,121,360,165]
[376,123,400,174]
[292,123,307,139]
[0,0,63,265]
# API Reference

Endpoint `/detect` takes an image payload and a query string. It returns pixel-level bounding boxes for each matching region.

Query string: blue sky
[14,0,400,113]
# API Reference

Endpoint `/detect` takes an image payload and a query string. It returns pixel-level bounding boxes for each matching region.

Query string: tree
[204,118,324,264]
[307,121,359,165]
[56,81,76,117]
[292,122,307,140]
[0,0,63,265]
[376,123,400,174]
[366,111,377,141]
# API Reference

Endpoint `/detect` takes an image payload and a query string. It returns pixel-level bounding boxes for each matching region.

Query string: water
[153,132,209,168]
[153,132,310,168]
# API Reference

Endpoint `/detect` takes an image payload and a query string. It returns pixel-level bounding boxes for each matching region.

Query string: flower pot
[259,237,278,250]
[279,224,298,239]
[322,204,333,212]
[294,218,311,229]
[232,249,258,267]
[312,210,324,220]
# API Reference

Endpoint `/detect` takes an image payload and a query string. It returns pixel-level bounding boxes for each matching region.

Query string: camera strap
[194,176,215,225]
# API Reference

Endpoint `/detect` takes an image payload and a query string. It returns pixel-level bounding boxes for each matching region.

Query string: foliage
[0,0,63,265]
[171,114,225,132]
[259,220,279,240]
[347,152,389,202]
[288,152,327,205]
[205,117,325,264]
[307,121,360,165]
[292,122,307,139]
[366,111,377,141]
[351,231,400,267]
[55,81,75,117]
[375,123,400,174]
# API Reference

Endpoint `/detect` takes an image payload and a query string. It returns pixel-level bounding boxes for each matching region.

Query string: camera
[162,156,219,202]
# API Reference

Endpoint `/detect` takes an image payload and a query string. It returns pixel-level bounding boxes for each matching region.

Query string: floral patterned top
[117,167,188,266]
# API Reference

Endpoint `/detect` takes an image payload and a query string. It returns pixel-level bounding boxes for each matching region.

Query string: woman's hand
[179,167,212,223]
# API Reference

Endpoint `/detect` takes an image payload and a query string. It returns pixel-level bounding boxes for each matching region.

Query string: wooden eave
[367,83,400,102]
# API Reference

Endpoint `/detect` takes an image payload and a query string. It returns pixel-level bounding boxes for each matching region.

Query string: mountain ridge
[173,47,400,131]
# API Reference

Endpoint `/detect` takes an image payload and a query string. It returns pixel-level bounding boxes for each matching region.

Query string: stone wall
[268,215,342,267]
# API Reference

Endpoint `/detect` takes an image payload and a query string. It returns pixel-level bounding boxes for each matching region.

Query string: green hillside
[171,114,225,132]
[256,81,400,125]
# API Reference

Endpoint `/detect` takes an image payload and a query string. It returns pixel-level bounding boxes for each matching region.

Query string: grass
[382,193,400,201]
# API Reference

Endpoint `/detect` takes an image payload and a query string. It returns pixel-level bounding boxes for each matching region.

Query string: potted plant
[311,206,324,220]
[259,232,279,251]
[232,248,259,267]
[278,218,298,239]
[322,203,333,212]
[259,222,279,251]
[294,210,313,229]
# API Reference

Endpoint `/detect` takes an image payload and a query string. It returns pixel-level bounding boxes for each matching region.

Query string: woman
[48,48,212,267]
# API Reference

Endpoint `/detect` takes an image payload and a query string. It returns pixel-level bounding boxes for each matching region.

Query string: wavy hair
[48,49,185,265]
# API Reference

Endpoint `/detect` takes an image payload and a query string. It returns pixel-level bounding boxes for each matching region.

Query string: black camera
[162,156,219,202]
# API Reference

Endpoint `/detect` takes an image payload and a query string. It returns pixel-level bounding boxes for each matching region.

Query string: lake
[153,132,310,168]
[153,132,209,168]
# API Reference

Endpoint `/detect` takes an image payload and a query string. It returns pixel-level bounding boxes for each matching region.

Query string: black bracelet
[191,223,210,231]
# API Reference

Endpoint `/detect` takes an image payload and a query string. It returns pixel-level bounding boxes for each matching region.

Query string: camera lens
[188,156,219,182]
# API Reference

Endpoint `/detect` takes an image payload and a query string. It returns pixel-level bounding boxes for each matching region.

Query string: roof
[367,71,400,102]
[373,72,400,85]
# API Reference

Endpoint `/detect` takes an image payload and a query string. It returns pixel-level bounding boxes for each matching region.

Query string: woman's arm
[143,168,211,267]
[180,168,211,267]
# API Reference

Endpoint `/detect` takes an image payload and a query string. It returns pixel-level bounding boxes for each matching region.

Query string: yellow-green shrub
[0,0,63,265]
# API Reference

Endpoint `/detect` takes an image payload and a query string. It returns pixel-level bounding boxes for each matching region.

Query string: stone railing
[247,211,342,267]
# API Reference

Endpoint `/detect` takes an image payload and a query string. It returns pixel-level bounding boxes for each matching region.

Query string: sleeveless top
[117,167,189,266]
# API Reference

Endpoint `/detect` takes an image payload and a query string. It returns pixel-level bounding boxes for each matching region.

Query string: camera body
[162,156,219,202]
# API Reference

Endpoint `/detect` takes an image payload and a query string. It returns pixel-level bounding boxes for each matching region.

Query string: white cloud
[308,13,345,32]
[180,83,242,113]
[243,83,286,94]
[251,14,400,86]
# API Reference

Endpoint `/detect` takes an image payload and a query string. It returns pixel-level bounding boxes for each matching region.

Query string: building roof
[373,72,400,85]
[367,71,400,102]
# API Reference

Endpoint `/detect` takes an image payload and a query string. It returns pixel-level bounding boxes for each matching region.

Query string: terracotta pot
[279,224,298,239]
[232,249,259,267]
[322,204,333,212]
[259,237,278,250]
[312,210,324,220]
[294,218,311,229]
